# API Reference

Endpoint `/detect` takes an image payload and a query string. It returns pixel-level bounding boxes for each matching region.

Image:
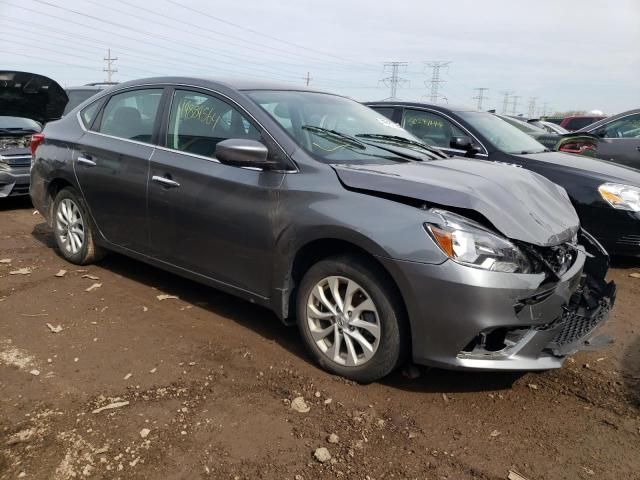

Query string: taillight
[30,133,45,157]
[558,141,597,156]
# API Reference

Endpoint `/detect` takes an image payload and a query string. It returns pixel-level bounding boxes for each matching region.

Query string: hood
[522,151,640,185]
[332,158,580,247]
[0,71,68,124]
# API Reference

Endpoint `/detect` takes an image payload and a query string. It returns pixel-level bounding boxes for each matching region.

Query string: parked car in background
[367,101,640,257]
[577,109,640,170]
[0,71,67,198]
[500,114,598,156]
[30,77,615,382]
[63,82,117,116]
[560,115,606,132]
[531,119,570,135]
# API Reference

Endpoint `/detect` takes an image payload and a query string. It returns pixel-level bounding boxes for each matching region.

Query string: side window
[371,107,394,120]
[603,114,640,139]
[98,89,162,143]
[80,101,101,129]
[403,110,465,148]
[167,90,261,158]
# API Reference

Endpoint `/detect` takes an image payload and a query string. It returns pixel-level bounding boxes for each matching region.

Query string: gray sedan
[30,77,615,382]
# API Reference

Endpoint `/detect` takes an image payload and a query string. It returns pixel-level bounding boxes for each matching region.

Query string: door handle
[636,146,640,152]
[77,156,96,166]
[152,175,180,188]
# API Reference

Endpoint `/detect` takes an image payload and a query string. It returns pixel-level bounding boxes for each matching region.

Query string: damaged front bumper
[381,229,616,371]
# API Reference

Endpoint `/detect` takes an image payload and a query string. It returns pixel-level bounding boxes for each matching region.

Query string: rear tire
[296,255,406,383]
[52,187,104,265]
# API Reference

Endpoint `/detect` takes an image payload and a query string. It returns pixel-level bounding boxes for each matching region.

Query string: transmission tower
[527,97,538,117]
[500,91,513,114]
[380,62,408,100]
[473,88,489,111]
[302,72,312,87]
[424,61,451,103]
[510,95,521,115]
[103,48,118,83]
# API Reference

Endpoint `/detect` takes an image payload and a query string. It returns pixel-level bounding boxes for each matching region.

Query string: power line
[500,91,513,114]
[103,48,118,83]
[424,61,451,103]
[380,62,408,100]
[511,95,521,115]
[527,97,538,117]
[161,0,380,70]
[302,72,312,87]
[473,87,489,111]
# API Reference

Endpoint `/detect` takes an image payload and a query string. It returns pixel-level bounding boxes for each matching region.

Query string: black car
[500,114,598,156]
[63,83,117,116]
[367,102,640,257]
[577,108,640,170]
[0,71,68,198]
[29,77,614,382]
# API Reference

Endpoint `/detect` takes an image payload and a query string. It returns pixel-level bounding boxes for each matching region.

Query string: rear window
[564,117,600,131]
[63,89,102,115]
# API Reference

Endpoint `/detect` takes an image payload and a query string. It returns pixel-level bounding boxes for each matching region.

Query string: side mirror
[450,136,482,157]
[594,128,607,139]
[215,139,272,168]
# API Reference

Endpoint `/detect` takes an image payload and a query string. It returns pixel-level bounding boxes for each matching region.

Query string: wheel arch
[276,236,411,347]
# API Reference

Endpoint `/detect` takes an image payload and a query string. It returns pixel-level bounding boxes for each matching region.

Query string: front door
[147,88,284,298]
[592,113,640,168]
[74,88,164,252]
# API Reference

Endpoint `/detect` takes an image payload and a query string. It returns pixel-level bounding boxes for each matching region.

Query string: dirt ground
[0,196,639,480]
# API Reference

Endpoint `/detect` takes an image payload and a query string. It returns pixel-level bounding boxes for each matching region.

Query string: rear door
[74,87,164,252]
[591,113,640,168]
[147,88,285,298]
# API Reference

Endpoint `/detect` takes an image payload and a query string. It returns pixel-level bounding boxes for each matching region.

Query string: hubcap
[306,276,381,367]
[56,198,85,255]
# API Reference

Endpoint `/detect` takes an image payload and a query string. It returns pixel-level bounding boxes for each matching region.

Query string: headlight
[598,183,640,212]
[425,209,532,273]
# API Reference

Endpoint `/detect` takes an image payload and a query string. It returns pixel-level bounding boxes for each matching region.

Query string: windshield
[246,90,428,163]
[0,116,41,131]
[458,111,547,154]
[63,89,102,115]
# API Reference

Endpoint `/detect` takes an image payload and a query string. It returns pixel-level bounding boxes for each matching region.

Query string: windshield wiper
[301,125,366,149]
[355,134,445,158]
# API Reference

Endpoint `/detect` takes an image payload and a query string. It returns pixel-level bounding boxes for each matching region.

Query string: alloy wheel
[306,276,381,367]
[56,198,85,255]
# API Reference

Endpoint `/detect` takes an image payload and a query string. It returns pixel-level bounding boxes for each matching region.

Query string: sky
[1,0,638,115]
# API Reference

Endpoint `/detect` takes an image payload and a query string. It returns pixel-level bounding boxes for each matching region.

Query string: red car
[560,115,606,132]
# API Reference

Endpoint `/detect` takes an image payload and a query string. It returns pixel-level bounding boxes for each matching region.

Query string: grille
[551,301,610,346]
[0,154,31,167]
[617,234,640,247]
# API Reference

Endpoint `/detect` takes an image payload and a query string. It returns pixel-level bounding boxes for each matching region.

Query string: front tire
[52,187,103,265]
[296,255,406,383]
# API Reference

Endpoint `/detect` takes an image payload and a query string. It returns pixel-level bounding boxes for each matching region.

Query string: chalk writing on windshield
[180,100,221,128]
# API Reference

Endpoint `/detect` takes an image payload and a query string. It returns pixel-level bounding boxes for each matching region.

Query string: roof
[105,76,329,94]
[364,100,477,113]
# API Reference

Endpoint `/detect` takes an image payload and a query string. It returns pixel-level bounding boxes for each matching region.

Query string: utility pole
[473,87,489,111]
[380,62,408,100]
[527,97,538,117]
[511,95,521,115]
[302,72,312,87]
[500,91,513,114]
[424,61,451,103]
[103,48,118,83]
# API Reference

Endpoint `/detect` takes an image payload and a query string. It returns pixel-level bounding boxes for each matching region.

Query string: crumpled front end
[383,229,616,371]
